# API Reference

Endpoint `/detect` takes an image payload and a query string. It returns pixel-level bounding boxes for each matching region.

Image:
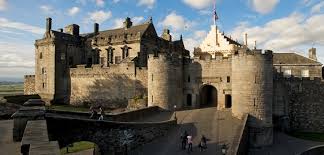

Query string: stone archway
[200,85,217,107]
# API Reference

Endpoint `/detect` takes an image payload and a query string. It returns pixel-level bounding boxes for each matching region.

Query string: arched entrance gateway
[200,85,218,107]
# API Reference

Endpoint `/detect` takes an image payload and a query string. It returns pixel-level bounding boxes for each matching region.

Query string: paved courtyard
[132,107,243,155]
[0,120,20,155]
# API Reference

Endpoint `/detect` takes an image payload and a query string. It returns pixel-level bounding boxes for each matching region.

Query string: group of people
[89,105,105,120]
[181,131,207,153]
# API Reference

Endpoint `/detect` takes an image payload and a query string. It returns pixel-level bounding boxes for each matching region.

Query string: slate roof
[96,23,151,38]
[273,53,322,65]
[224,35,242,46]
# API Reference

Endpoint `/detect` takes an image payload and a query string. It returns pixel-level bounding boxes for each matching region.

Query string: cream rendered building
[199,25,243,58]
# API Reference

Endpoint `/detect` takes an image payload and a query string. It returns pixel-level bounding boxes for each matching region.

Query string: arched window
[122,46,129,59]
[107,47,114,64]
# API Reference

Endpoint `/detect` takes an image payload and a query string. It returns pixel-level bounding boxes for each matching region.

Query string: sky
[0,0,324,80]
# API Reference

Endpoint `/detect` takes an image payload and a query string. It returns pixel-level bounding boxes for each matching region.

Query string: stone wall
[69,62,148,108]
[184,56,232,109]
[232,50,273,147]
[24,75,36,95]
[275,77,324,132]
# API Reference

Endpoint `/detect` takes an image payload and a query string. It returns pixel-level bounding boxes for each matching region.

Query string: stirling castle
[24,17,324,147]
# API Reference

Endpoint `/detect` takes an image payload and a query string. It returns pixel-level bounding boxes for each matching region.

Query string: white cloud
[67,7,80,16]
[132,16,145,25]
[112,16,144,28]
[96,0,105,7]
[249,0,279,14]
[112,18,124,28]
[0,41,34,68]
[182,0,213,10]
[40,5,55,14]
[137,0,155,9]
[0,18,44,34]
[184,30,207,54]
[159,12,193,31]
[230,13,324,54]
[0,0,7,11]
[85,10,112,24]
[311,1,324,14]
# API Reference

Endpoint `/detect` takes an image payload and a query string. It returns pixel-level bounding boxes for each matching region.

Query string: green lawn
[60,141,95,154]
[0,83,23,93]
[290,132,324,142]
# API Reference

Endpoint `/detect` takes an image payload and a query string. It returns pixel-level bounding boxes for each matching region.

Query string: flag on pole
[213,0,218,25]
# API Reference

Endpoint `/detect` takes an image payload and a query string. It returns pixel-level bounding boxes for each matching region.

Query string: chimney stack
[245,33,248,46]
[309,48,317,61]
[123,17,133,29]
[46,17,52,32]
[94,23,99,34]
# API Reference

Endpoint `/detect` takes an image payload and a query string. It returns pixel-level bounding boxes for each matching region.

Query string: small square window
[301,70,309,77]
[226,76,230,83]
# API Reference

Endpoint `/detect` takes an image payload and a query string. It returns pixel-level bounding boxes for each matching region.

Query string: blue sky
[0,0,324,80]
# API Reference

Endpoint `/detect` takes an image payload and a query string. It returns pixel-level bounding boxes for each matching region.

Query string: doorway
[200,85,217,107]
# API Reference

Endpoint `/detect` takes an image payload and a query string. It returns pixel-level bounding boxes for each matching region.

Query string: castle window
[60,52,65,61]
[152,95,153,103]
[122,46,129,59]
[253,98,256,107]
[152,74,153,81]
[188,76,190,83]
[284,69,291,77]
[42,83,45,89]
[69,56,73,66]
[107,47,114,64]
[225,95,232,108]
[41,67,46,74]
[39,52,43,59]
[301,70,309,77]
[87,58,92,67]
[227,76,230,83]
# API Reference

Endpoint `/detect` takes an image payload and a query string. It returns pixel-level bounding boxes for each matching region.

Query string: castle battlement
[24,75,35,78]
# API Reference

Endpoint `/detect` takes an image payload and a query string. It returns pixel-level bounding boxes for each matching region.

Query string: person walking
[198,135,207,152]
[98,107,105,120]
[187,134,193,153]
[181,131,188,150]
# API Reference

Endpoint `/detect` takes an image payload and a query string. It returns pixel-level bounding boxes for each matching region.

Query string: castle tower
[147,53,183,110]
[232,49,273,147]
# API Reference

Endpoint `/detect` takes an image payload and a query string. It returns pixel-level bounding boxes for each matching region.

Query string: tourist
[89,107,98,119]
[198,135,207,152]
[181,131,188,150]
[187,134,193,153]
[98,107,105,120]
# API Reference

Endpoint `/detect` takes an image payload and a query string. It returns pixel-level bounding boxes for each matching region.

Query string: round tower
[147,53,183,110]
[232,49,273,147]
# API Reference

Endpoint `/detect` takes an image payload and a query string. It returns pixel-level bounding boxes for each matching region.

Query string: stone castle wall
[24,75,36,95]
[184,57,232,109]
[274,77,324,132]
[69,62,148,108]
[147,54,183,110]
[231,50,273,147]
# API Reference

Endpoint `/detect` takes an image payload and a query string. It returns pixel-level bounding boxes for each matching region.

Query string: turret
[147,53,183,110]
[232,49,273,147]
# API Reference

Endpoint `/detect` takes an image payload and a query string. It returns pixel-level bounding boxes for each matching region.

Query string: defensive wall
[24,75,36,95]
[232,49,274,147]
[69,62,148,108]
[274,76,324,132]
[184,55,232,109]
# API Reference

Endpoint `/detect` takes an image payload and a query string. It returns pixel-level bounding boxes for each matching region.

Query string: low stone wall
[230,114,249,155]
[45,115,176,154]
[46,106,162,122]
[24,75,36,95]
